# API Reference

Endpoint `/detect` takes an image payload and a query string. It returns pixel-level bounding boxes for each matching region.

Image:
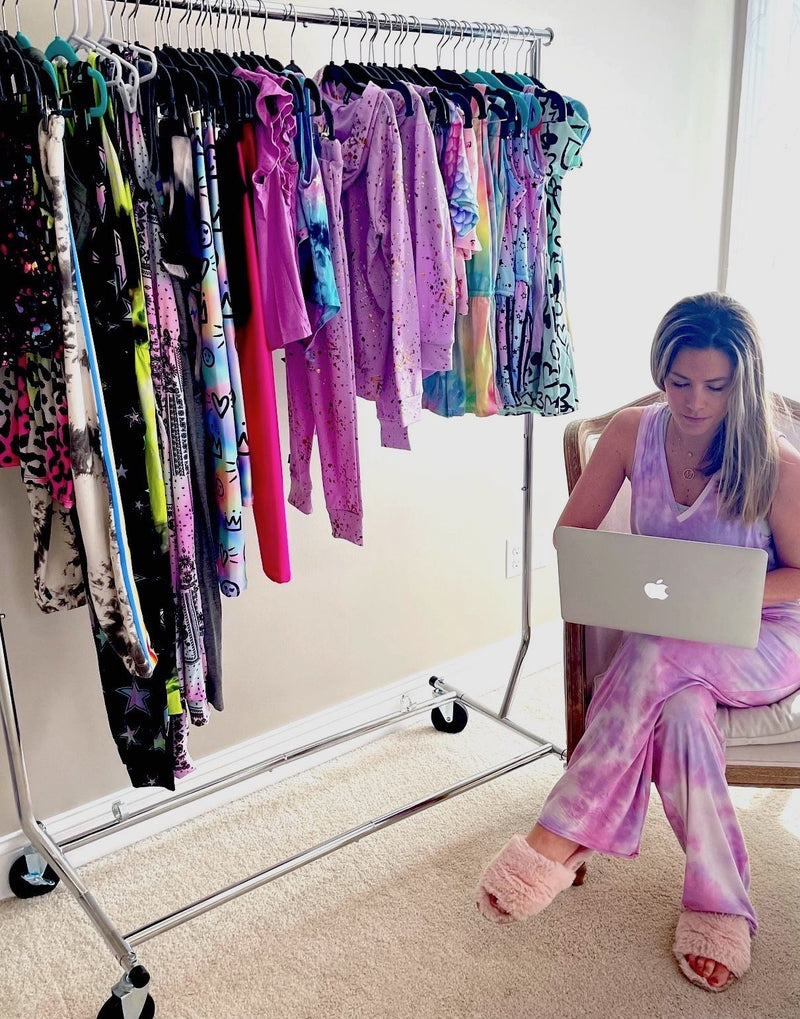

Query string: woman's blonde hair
[650,292,779,523]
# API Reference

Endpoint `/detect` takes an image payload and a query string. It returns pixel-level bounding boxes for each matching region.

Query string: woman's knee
[656,685,717,734]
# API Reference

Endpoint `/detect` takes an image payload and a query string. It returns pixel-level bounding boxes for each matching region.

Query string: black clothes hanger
[445,90,473,129]
[383,79,414,117]
[319,60,365,97]
[281,71,307,114]
[486,88,522,137]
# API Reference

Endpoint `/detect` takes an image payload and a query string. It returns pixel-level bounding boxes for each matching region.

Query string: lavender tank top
[630,402,777,570]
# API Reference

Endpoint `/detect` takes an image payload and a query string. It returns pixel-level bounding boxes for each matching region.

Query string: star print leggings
[537,602,800,933]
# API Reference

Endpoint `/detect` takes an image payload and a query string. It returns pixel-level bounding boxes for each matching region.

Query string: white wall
[0,0,737,832]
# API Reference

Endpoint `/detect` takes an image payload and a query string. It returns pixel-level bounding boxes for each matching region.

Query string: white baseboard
[0,621,562,900]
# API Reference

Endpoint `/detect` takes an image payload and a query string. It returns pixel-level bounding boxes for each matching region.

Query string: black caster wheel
[8,854,60,899]
[431,702,469,733]
[97,995,155,1019]
[97,966,154,1019]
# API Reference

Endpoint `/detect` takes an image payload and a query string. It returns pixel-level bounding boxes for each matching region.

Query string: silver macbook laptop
[554,526,768,648]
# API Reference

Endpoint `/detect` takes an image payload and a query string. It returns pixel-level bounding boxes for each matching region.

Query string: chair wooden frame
[562,391,800,789]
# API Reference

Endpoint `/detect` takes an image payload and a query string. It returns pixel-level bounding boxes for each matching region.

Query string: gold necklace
[669,421,707,482]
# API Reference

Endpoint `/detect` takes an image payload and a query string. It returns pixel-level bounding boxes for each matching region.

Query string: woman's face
[664,346,735,443]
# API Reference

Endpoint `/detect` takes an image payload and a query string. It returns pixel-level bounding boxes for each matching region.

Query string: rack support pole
[0,616,138,970]
[499,35,547,718]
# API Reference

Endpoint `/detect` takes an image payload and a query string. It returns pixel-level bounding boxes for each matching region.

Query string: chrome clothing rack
[1,7,562,1018]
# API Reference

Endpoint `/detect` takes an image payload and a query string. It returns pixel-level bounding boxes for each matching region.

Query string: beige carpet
[1,664,799,1019]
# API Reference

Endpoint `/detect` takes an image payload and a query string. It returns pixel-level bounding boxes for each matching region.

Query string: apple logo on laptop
[644,578,669,601]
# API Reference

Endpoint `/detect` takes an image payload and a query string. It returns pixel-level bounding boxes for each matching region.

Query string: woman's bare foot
[524,823,580,863]
[685,954,732,989]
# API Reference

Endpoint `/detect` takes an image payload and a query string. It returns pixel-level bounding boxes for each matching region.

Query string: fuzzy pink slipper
[672,910,751,992]
[476,835,591,924]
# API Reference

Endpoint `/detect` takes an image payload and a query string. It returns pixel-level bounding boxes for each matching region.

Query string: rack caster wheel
[97,966,155,1019]
[8,853,60,899]
[431,702,469,733]
[97,995,155,1019]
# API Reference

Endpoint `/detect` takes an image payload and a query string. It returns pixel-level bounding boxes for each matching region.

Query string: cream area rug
[1,664,799,1019]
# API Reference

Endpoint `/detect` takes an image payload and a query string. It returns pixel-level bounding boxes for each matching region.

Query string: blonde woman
[476,293,800,992]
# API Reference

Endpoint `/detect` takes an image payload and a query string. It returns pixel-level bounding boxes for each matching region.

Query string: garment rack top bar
[126,1,554,44]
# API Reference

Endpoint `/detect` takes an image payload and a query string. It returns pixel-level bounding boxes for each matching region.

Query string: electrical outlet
[505,537,523,578]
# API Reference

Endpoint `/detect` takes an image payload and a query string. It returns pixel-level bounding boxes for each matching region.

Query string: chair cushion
[717,691,800,746]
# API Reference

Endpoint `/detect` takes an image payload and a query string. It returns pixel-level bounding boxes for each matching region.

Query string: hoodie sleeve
[363,96,422,449]
[395,93,456,378]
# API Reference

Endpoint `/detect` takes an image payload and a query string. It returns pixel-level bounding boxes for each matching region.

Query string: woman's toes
[487,893,509,916]
[707,963,731,989]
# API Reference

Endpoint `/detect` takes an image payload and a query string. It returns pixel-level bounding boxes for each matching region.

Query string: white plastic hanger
[68,0,141,113]
[98,0,157,85]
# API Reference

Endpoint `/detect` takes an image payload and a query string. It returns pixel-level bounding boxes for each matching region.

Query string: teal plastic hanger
[45,35,108,118]
[45,35,81,64]
[17,33,61,95]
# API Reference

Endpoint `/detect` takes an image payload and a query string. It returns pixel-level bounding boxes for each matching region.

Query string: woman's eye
[670,381,687,388]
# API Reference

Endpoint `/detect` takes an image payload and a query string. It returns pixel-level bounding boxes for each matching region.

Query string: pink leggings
[538,605,800,933]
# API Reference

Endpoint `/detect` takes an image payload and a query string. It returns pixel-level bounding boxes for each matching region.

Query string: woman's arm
[765,437,800,604]
[554,407,642,537]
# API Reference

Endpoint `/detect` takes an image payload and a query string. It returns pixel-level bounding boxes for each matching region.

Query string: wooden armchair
[562,391,800,788]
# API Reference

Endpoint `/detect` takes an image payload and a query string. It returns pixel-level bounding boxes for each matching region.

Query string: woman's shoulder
[606,403,658,444]
[600,404,655,475]
[777,433,800,462]
[611,403,653,428]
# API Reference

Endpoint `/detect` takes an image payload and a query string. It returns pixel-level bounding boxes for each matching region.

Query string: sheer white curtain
[726,0,800,399]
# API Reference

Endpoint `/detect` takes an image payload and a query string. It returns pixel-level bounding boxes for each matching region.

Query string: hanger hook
[193,0,202,48]
[463,19,473,69]
[239,0,248,52]
[107,0,118,38]
[330,6,340,63]
[243,0,253,50]
[215,0,225,52]
[397,13,408,65]
[442,18,452,65]
[356,10,369,62]
[394,11,402,62]
[412,14,421,65]
[177,0,191,48]
[513,24,525,72]
[189,0,197,48]
[503,23,512,72]
[342,8,350,61]
[451,18,464,65]
[434,18,443,65]
[232,0,240,51]
[466,20,475,69]
[232,0,241,53]
[524,26,535,73]
[257,0,268,54]
[450,19,461,64]
[369,11,380,60]
[483,22,495,68]
[380,12,392,65]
